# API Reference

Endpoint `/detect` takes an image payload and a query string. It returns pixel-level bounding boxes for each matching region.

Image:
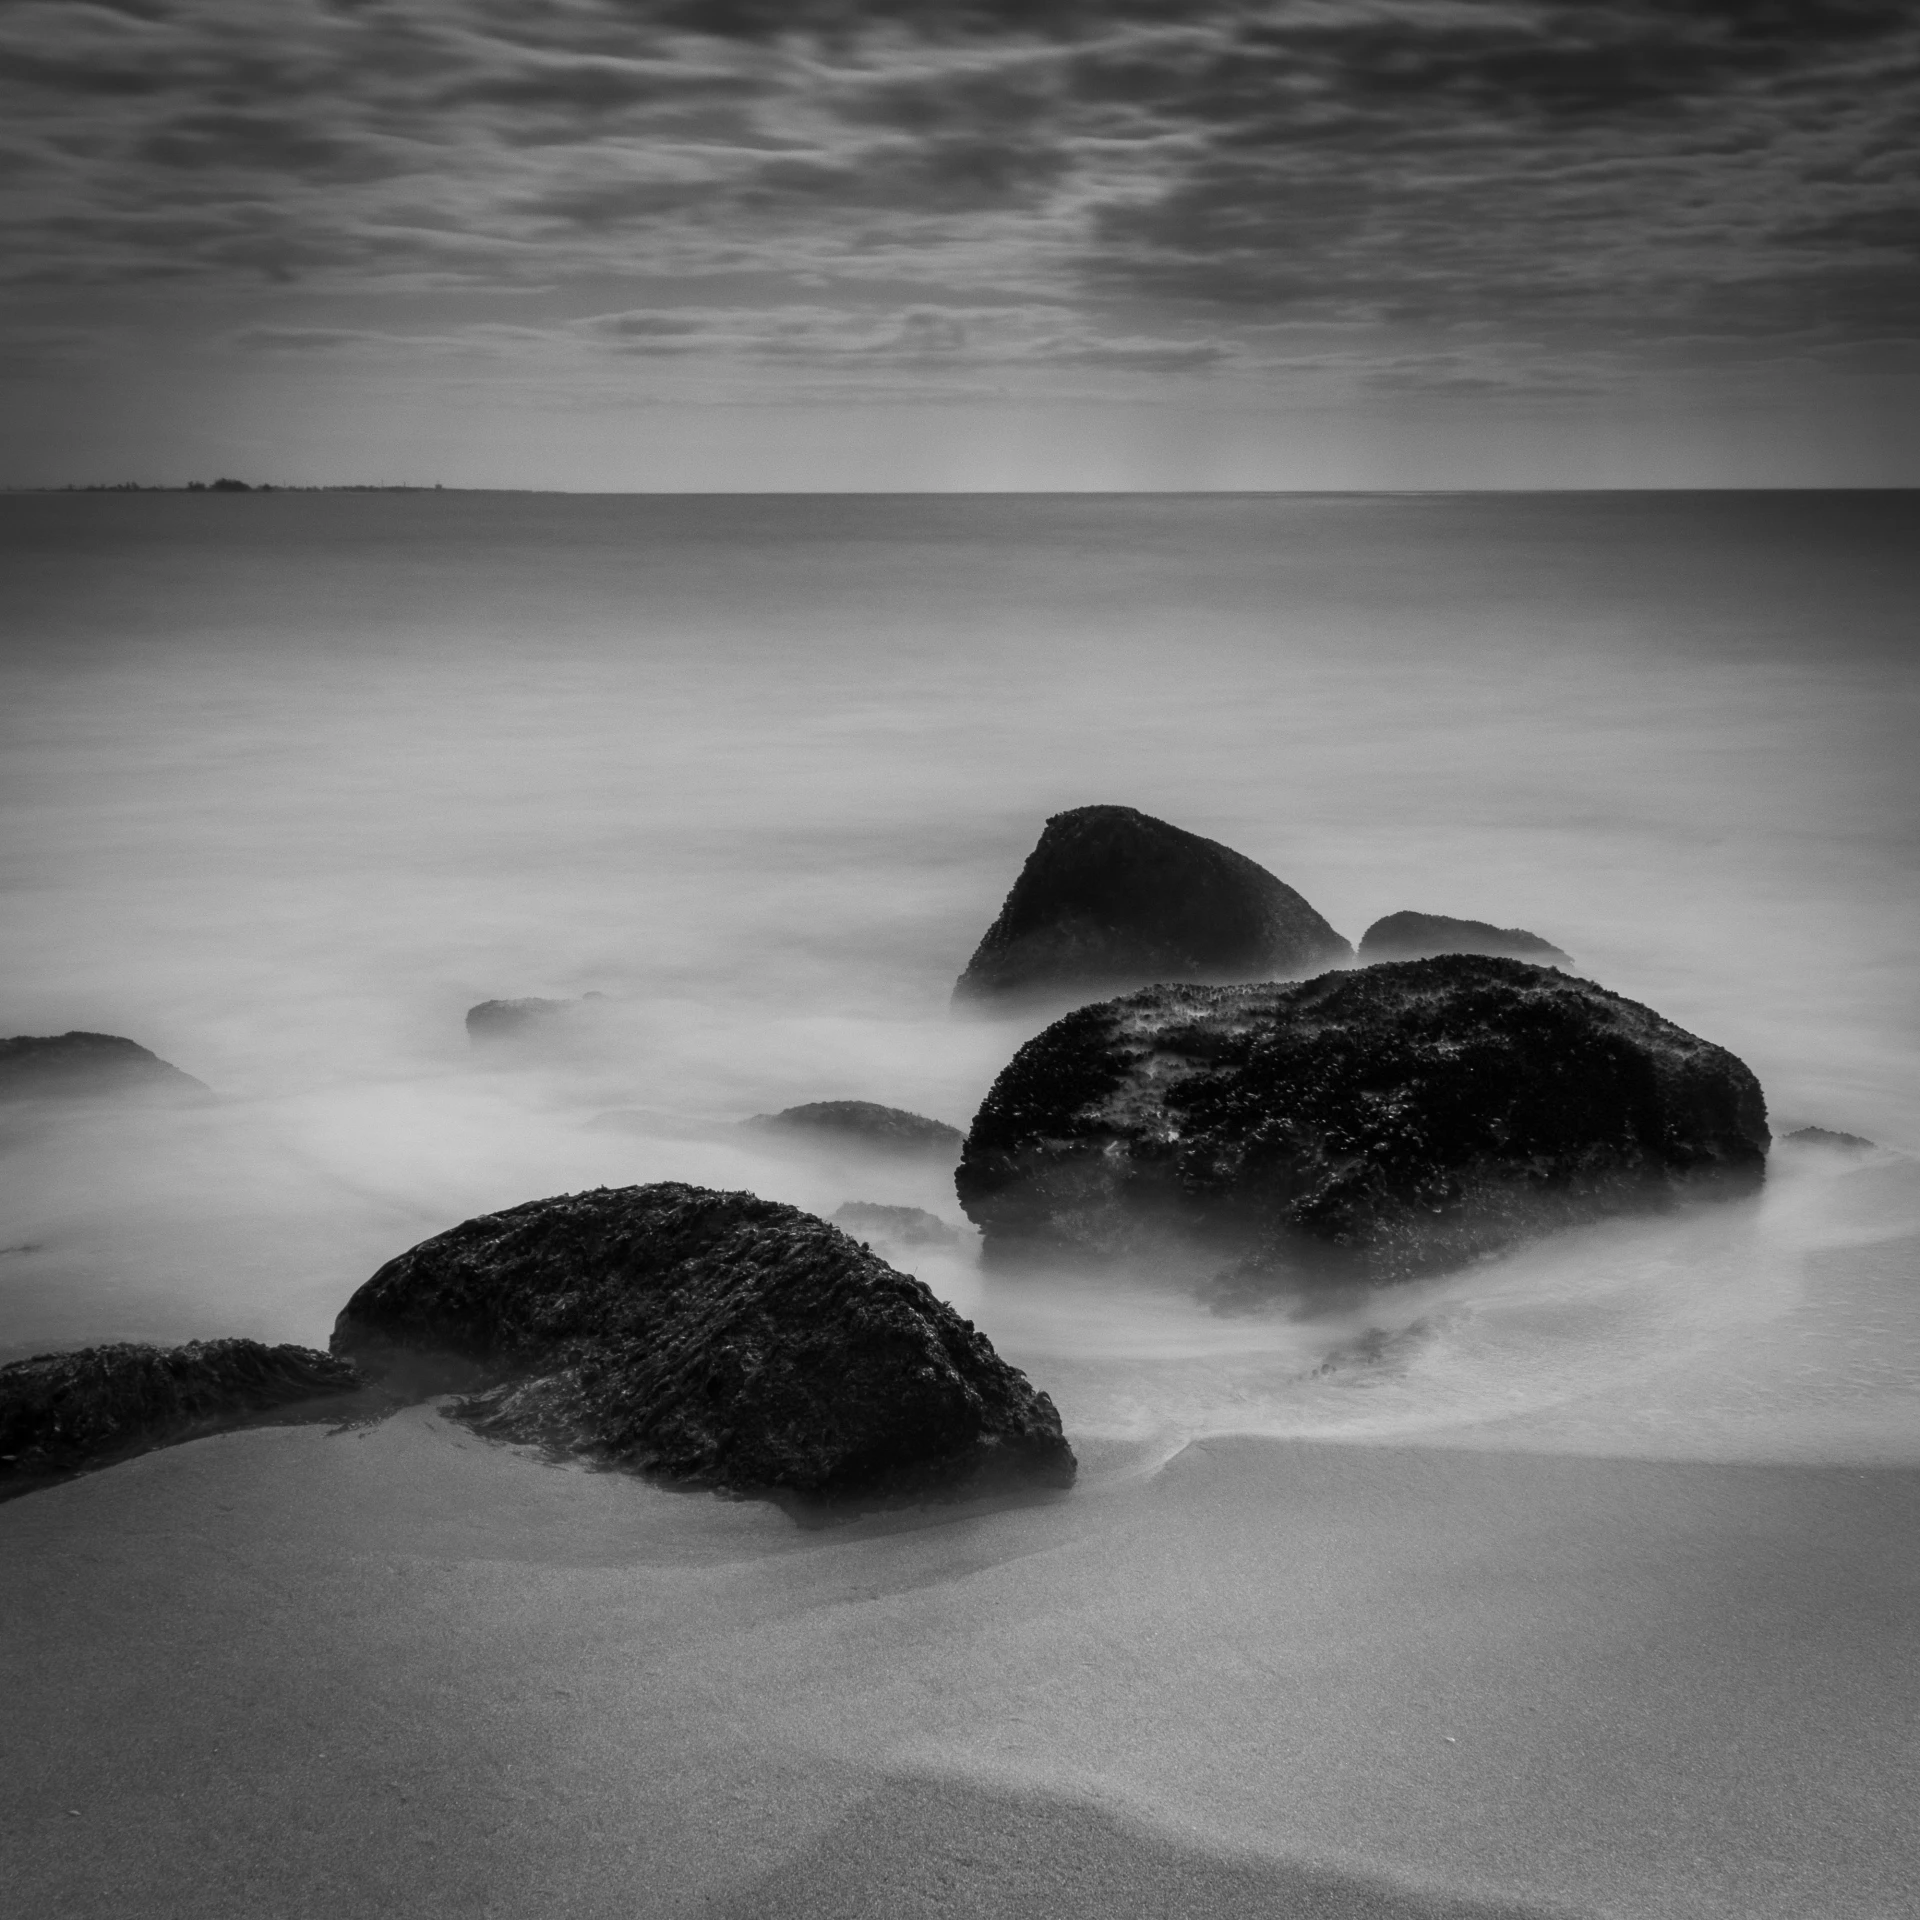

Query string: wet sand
[4,1409,1916,1919]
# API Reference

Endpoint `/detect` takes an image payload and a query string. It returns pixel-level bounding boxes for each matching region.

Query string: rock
[742,1101,963,1159]
[0,1340,362,1494]
[330,1183,1073,1496]
[1782,1126,1876,1152]
[1358,912,1572,969]
[956,955,1768,1285]
[466,993,606,1044]
[953,805,1351,1006]
[831,1203,967,1250]
[0,1032,212,1106]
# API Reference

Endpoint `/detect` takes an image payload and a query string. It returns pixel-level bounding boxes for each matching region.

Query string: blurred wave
[2,493,1914,1467]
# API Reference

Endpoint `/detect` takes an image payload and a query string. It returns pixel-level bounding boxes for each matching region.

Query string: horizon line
[6,483,1918,498]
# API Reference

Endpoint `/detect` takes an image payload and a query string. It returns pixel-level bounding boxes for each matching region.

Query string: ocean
[3,489,1917,1469]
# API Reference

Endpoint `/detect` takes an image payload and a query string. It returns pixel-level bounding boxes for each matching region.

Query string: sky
[3,0,1917,490]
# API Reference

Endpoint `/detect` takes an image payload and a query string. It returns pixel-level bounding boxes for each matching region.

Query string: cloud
[591,310,714,340]
[746,136,1073,213]
[626,1,1193,43]
[575,300,1232,373]
[3,46,182,99]
[0,322,115,376]
[1229,2,1916,124]
[228,324,474,353]
[1778,203,1920,253]
[0,0,1913,410]
[1062,2,1920,361]
[137,111,378,178]
[443,58,759,113]
[227,325,383,352]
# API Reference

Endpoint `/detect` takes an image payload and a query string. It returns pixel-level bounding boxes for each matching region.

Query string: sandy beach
[5,1400,1916,1920]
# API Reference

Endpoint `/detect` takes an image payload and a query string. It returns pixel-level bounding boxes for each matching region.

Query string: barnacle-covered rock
[957,956,1768,1284]
[332,1183,1072,1496]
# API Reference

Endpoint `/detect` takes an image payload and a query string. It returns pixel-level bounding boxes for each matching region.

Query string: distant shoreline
[5,481,449,495]
[4,482,1916,499]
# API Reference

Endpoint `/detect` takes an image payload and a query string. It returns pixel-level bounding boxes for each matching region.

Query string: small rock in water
[952,804,1351,1007]
[741,1101,963,1159]
[1782,1125,1876,1153]
[466,993,608,1045]
[1309,1321,1434,1378]
[957,954,1768,1285]
[0,1032,212,1106]
[331,1182,1073,1497]
[1358,912,1572,969]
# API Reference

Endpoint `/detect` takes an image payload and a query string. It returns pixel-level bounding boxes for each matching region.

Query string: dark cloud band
[1,0,1914,400]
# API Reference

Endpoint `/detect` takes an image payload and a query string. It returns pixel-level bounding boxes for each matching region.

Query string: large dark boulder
[1359,912,1572,969]
[956,956,1768,1285]
[331,1183,1072,1496]
[0,1032,211,1105]
[0,1340,362,1495]
[742,1101,963,1159]
[953,805,1351,1006]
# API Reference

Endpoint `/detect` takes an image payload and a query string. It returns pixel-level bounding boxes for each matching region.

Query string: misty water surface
[2,492,1916,1467]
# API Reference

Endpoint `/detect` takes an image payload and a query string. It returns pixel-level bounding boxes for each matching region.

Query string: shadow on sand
[700,1769,1578,1920]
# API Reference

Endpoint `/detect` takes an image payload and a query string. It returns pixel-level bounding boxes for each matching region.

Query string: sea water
[2,491,1915,1467]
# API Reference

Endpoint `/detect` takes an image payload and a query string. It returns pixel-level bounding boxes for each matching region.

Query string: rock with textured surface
[742,1101,963,1159]
[956,955,1768,1284]
[1782,1125,1875,1152]
[331,1183,1072,1495]
[0,1032,211,1106]
[1359,912,1572,969]
[832,1203,967,1251]
[0,1340,362,1493]
[953,805,1351,1006]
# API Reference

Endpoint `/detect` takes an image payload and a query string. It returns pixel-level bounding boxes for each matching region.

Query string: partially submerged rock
[1782,1125,1876,1153]
[331,1183,1072,1496]
[0,1032,211,1106]
[832,1202,968,1251]
[956,955,1768,1285]
[466,993,606,1045]
[742,1101,963,1159]
[1359,912,1572,969]
[954,805,1351,1007]
[0,1340,362,1494]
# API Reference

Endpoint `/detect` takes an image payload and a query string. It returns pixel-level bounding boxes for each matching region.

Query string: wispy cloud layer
[3,0,1916,471]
